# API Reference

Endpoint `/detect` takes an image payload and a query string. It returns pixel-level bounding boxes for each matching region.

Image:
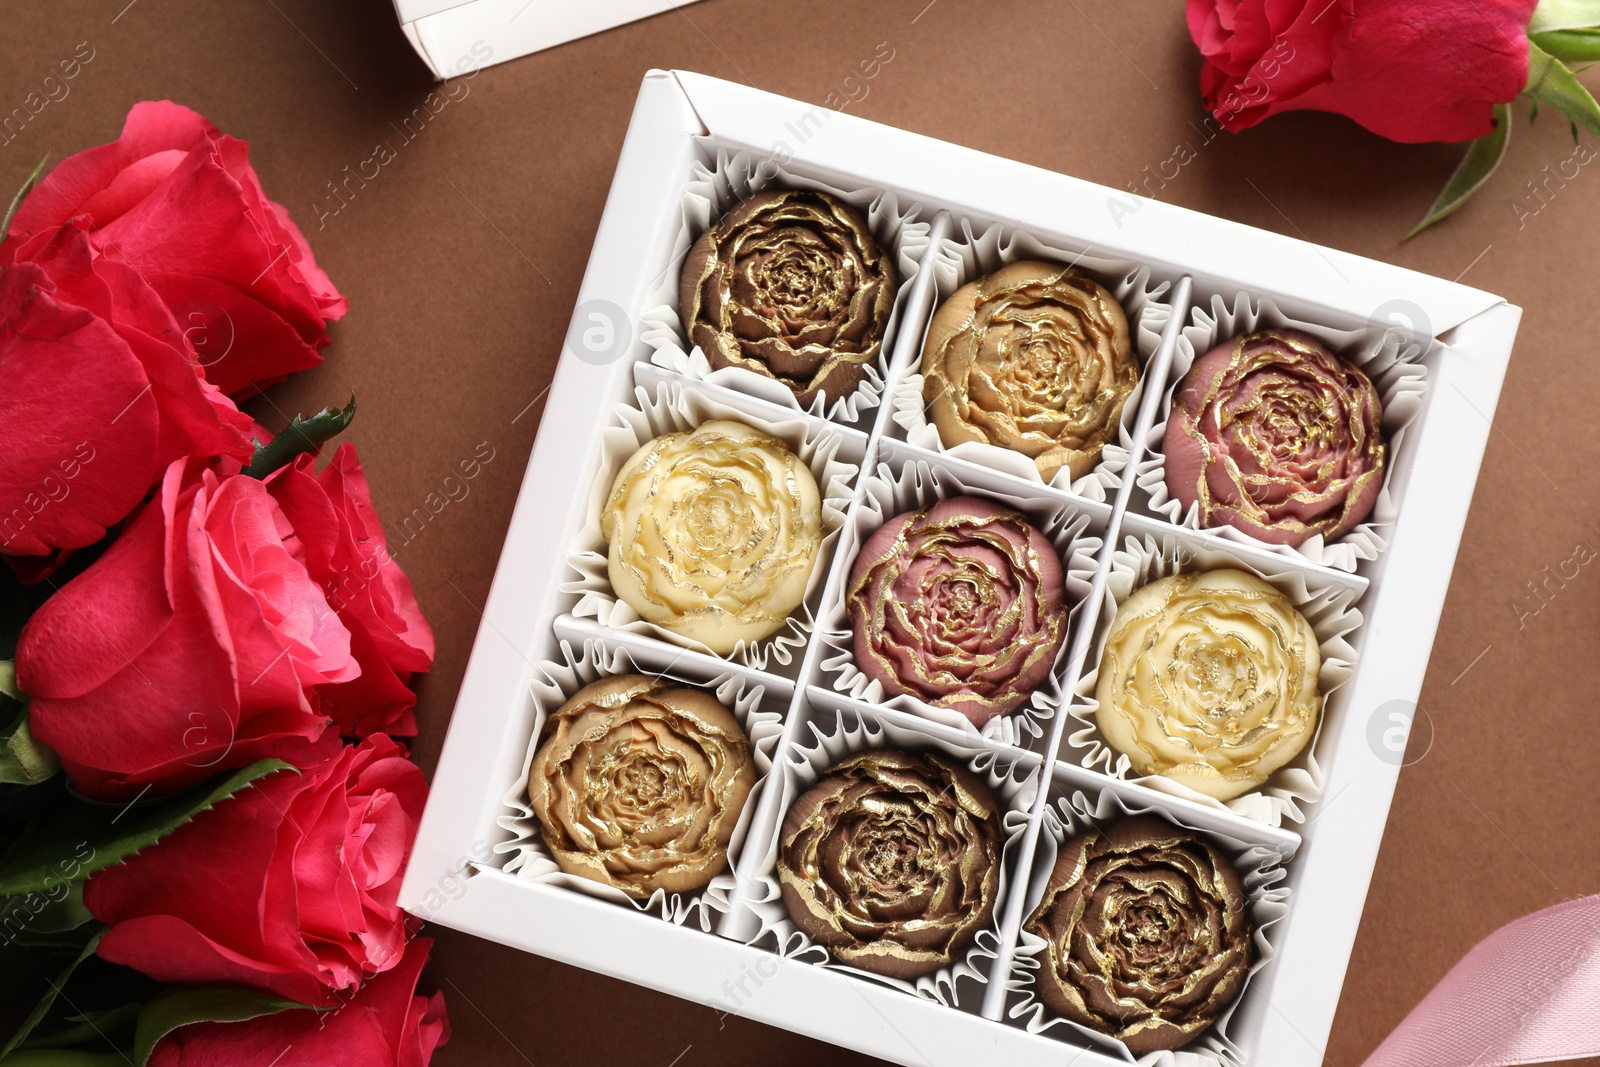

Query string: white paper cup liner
[816,456,1103,749]
[1134,290,1428,572]
[562,378,858,672]
[1006,785,1292,1067]
[1066,531,1361,827]
[496,637,785,931]
[640,144,931,426]
[888,218,1173,501]
[738,701,1039,1011]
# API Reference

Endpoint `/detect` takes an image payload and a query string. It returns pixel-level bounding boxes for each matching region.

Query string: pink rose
[3,100,345,397]
[268,444,434,737]
[86,735,427,1005]
[17,458,358,800]
[1187,0,1540,143]
[150,938,449,1067]
[0,220,251,565]
[1163,328,1386,547]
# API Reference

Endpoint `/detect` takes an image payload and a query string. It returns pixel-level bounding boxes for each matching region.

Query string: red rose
[0,220,251,563]
[267,444,434,737]
[17,458,358,800]
[85,734,427,1005]
[149,938,449,1067]
[1187,0,1540,143]
[3,100,345,397]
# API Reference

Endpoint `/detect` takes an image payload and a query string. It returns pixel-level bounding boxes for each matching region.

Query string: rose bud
[778,749,1003,979]
[3,101,345,398]
[17,456,360,799]
[681,189,897,408]
[602,420,822,655]
[1096,569,1321,801]
[1163,329,1386,547]
[528,675,756,898]
[848,497,1066,725]
[1026,816,1253,1054]
[149,937,449,1067]
[1189,0,1539,144]
[86,734,427,1005]
[923,261,1138,483]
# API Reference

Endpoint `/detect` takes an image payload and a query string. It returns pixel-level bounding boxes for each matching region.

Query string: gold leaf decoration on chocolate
[1095,568,1321,801]
[847,497,1067,726]
[1163,328,1386,547]
[777,749,1003,979]
[602,419,822,655]
[528,674,756,899]
[922,261,1137,482]
[1025,816,1253,1054]
[680,189,897,407]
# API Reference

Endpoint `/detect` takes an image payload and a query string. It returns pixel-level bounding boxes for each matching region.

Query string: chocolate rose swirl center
[994,310,1099,416]
[1147,604,1293,756]
[1174,635,1260,721]
[751,237,849,327]
[677,481,760,565]
[1229,376,1340,476]
[586,731,697,834]
[923,572,999,649]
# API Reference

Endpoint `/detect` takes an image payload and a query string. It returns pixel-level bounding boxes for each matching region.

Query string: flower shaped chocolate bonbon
[922,261,1138,482]
[601,419,823,655]
[681,189,897,407]
[1163,328,1386,547]
[777,749,1003,979]
[1026,816,1253,1053]
[848,496,1066,725]
[528,675,756,899]
[1095,568,1321,801]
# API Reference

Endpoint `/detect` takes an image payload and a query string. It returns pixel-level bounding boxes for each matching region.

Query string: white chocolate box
[396,69,1522,1067]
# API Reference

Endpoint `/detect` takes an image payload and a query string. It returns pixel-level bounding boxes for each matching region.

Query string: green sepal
[132,987,316,1065]
[1524,40,1600,140]
[241,395,356,479]
[1406,103,1514,238]
[1,154,50,240]
[0,705,61,787]
[1531,27,1600,62]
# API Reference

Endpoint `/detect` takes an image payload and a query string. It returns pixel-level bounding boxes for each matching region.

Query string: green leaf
[0,884,93,944]
[241,395,356,480]
[0,154,50,241]
[0,662,19,701]
[0,1053,126,1065]
[1524,41,1600,140]
[1531,27,1600,62]
[0,706,61,787]
[0,760,294,896]
[20,1002,141,1050]
[1405,103,1513,238]
[132,987,313,1066]
[1530,0,1600,33]
[0,929,103,1057]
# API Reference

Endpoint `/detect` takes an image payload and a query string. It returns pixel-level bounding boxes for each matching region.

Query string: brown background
[5,1,1597,1064]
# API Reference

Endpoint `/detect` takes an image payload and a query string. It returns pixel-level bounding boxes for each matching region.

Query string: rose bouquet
[1186,0,1600,234]
[0,103,447,1064]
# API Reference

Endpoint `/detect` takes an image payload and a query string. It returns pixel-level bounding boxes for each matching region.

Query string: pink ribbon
[1362,894,1600,1067]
